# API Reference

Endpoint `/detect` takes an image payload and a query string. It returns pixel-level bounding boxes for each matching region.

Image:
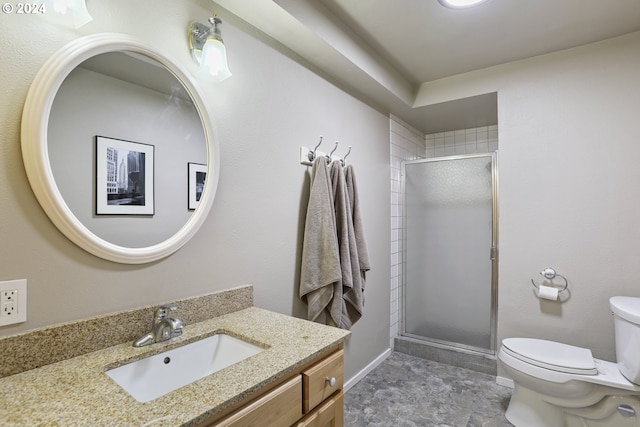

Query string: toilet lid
[502,338,598,375]
[610,296,640,325]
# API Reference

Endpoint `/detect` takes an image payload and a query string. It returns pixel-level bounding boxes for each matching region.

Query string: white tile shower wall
[389,121,499,349]
[425,125,498,158]
[389,115,425,348]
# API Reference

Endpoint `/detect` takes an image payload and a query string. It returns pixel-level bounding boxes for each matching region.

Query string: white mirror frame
[21,33,220,264]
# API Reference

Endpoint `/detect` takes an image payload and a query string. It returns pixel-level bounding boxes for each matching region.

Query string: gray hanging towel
[330,160,362,329]
[299,156,342,326]
[345,164,371,285]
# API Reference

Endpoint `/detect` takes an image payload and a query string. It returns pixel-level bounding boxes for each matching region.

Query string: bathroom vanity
[0,306,350,426]
[200,348,344,426]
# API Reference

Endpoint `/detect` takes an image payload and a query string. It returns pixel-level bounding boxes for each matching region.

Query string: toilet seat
[502,338,598,375]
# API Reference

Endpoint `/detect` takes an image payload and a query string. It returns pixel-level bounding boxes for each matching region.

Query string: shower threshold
[394,335,497,376]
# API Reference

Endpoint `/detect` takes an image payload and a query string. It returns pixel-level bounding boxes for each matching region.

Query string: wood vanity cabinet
[201,348,344,427]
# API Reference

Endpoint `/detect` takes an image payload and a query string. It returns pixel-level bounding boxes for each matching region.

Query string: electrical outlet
[0,280,26,326]
[2,290,17,316]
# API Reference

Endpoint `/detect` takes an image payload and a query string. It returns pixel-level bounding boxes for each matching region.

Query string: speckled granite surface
[0,306,350,426]
[0,285,253,377]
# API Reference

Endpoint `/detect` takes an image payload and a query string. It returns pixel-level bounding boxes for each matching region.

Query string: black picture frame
[95,136,155,215]
[188,162,207,210]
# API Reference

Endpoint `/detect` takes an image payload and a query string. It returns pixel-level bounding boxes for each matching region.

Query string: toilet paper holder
[531,267,568,294]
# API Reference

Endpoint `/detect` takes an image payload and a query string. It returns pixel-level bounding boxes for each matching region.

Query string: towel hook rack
[299,138,352,166]
[307,136,324,162]
[530,267,568,293]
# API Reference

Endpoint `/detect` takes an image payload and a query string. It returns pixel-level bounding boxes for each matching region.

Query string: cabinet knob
[325,376,336,387]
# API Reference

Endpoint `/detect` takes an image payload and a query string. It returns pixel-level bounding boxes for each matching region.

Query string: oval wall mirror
[21,34,220,264]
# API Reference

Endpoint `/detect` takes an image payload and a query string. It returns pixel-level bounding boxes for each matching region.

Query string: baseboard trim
[344,348,393,392]
[496,375,514,388]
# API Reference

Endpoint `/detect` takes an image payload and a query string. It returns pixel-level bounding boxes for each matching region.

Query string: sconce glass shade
[44,0,93,28]
[188,17,232,82]
[200,36,232,82]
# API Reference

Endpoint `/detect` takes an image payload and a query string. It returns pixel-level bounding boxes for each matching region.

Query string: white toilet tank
[610,296,640,385]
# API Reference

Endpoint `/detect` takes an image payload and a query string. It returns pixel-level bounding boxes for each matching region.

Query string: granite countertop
[0,307,350,426]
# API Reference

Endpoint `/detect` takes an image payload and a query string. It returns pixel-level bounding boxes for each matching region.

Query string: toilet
[498,296,640,427]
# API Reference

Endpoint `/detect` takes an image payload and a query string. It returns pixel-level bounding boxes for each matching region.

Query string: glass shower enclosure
[402,153,498,354]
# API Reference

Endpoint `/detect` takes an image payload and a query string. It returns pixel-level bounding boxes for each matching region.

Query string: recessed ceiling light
[438,0,488,9]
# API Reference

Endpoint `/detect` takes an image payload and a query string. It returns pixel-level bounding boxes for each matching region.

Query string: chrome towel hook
[326,141,339,164]
[531,267,568,293]
[307,136,324,162]
[341,146,352,166]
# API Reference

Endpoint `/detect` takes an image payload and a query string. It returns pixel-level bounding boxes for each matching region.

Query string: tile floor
[344,351,514,427]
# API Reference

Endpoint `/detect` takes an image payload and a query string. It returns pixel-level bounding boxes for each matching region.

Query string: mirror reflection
[47,51,207,248]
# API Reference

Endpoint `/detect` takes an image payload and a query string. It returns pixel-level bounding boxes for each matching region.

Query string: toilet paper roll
[537,285,558,301]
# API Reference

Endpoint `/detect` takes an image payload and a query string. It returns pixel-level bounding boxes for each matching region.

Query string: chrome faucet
[133,304,184,347]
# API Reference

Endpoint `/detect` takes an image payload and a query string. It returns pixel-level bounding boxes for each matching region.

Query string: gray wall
[0,0,391,381]
[497,32,640,366]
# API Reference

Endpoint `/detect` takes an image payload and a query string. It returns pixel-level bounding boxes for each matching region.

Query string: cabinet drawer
[215,376,302,427]
[302,349,344,413]
[295,392,343,427]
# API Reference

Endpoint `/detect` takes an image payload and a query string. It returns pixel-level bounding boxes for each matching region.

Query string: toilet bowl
[498,296,640,427]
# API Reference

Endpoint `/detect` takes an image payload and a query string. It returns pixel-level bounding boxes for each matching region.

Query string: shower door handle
[490,246,497,261]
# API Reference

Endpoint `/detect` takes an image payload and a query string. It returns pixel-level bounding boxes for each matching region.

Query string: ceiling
[215,0,640,134]
[316,0,640,84]
[80,52,192,101]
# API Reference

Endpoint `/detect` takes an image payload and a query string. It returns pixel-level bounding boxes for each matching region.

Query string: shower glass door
[402,153,498,353]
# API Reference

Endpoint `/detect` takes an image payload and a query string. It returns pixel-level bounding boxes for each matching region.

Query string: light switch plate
[0,279,27,326]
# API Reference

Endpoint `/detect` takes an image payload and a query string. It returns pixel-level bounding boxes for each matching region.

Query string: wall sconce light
[188,14,232,82]
[43,0,93,29]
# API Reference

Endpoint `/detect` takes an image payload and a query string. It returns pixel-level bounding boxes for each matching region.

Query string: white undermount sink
[106,333,265,402]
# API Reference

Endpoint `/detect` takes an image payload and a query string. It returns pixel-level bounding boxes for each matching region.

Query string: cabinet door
[295,392,343,427]
[302,350,344,413]
[214,376,302,427]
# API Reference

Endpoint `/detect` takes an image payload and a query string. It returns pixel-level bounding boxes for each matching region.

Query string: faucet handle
[154,304,177,321]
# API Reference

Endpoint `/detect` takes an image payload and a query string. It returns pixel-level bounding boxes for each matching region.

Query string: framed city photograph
[188,162,207,210]
[95,136,155,215]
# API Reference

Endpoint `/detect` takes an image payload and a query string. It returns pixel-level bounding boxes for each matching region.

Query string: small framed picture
[95,136,154,215]
[188,162,207,210]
